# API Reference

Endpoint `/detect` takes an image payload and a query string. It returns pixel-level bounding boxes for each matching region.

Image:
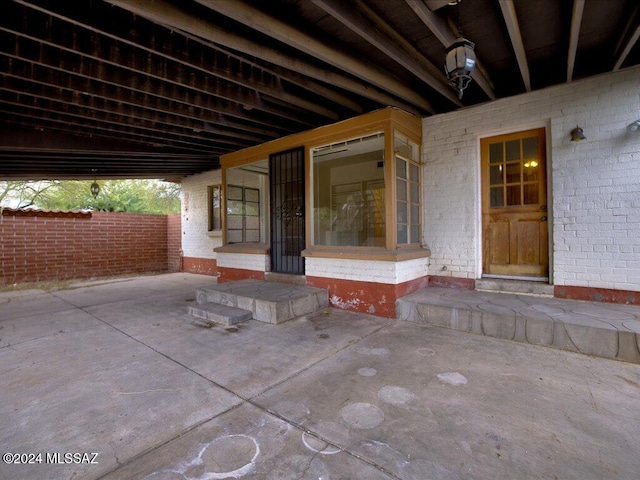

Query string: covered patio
[1,273,639,479]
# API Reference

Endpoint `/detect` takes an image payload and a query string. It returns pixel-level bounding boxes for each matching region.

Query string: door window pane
[522,137,538,159]
[490,165,503,185]
[505,140,520,161]
[523,161,539,181]
[506,162,521,183]
[489,143,503,163]
[507,185,521,206]
[490,187,504,207]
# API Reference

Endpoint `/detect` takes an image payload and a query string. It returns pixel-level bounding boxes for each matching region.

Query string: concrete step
[195,279,329,324]
[396,287,640,364]
[188,303,252,326]
[476,278,554,296]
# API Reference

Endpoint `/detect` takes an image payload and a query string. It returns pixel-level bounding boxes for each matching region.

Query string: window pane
[397,201,407,223]
[507,185,521,206]
[245,203,260,216]
[410,204,419,224]
[489,143,503,163]
[523,160,539,181]
[490,165,503,185]
[245,230,260,243]
[396,178,407,200]
[524,184,539,204]
[410,182,419,203]
[245,188,259,202]
[228,186,243,200]
[227,216,243,229]
[312,133,385,246]
[396,157,407,179]
[506,140,520,161]
[490,187,504,207]
[227,200,243,215]
[397,224,407,244]
[409,164,419,182]
[506,162,521,183]
[410,227,420,244]
[227,230,243,243]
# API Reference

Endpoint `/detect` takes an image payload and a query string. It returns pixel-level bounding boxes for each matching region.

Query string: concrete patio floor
[1,273,639,480]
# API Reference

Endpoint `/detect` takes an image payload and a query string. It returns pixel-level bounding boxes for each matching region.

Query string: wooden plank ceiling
[1,0,639,180]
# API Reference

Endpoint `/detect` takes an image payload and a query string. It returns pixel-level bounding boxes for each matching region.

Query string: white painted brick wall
[216,252,269,272]
[181,170,223,259]
[306,256,428,284]
[423,66,640,291]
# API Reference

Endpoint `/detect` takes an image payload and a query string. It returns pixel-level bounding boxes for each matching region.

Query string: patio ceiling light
[90,180,100,198]
[444,0,476,100]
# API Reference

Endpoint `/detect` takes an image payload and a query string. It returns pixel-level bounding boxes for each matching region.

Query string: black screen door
[270,147,305,274]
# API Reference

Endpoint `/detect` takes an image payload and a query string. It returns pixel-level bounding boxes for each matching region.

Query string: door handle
[540,205,547,211]
[540,216,548,222]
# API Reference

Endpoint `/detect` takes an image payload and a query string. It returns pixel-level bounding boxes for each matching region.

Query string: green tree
[0,179,181,214]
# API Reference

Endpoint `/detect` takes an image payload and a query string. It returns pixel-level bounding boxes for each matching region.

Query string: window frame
[207,184,222,232]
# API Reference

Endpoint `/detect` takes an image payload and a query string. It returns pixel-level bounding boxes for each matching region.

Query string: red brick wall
[0,209,172,285]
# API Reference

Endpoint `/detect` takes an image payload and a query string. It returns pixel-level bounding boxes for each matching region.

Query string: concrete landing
[187,303,252,326]
[397,287,640,364]
[194,279,329,324]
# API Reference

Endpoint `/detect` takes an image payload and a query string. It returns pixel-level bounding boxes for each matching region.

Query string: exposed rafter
[192,0,436,114]
[312,0,462,106]
[567,0,585,82]
[613,3,640,71]
[498,0,531,92]
[105,0,424,115]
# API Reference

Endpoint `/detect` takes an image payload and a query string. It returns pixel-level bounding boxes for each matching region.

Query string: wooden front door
[481,128,548,278]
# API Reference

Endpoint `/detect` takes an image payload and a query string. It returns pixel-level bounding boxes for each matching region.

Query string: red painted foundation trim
[306,276,429,318]
[428,275,475,290]
[182,257,217,276]
[218,267,265,283]
[554,285,640,305]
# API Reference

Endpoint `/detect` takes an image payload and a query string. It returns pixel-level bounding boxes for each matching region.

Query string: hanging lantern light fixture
[444,0,476,99]
[90,180,100,198]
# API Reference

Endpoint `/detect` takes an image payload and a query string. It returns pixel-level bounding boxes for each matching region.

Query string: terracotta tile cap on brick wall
[1,207,92,219]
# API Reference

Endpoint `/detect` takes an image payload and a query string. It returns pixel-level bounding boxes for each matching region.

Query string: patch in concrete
[301,432,341,455]
[143,434,260,480]
[357,346,390,356]
[339,402,384,429]
[378,386,415,406]
[416,347,436,356]
[437,372,468,386]
[358,367,378,377]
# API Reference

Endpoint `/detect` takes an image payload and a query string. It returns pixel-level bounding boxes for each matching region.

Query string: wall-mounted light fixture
[570,125,586,142]
[627,120,640,133]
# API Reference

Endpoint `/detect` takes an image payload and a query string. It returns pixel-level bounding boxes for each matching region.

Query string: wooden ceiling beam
[106,0,423,114]
[192,0,435,114]
[498,0,531,92]
[567,0,585,82]
[0,106,221,154]
[13,0,340,123]
[613,3,640,71]
[2,69,270,146]
[313,0,462,106]
[0,38,300,139]
[404,0,495,100]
